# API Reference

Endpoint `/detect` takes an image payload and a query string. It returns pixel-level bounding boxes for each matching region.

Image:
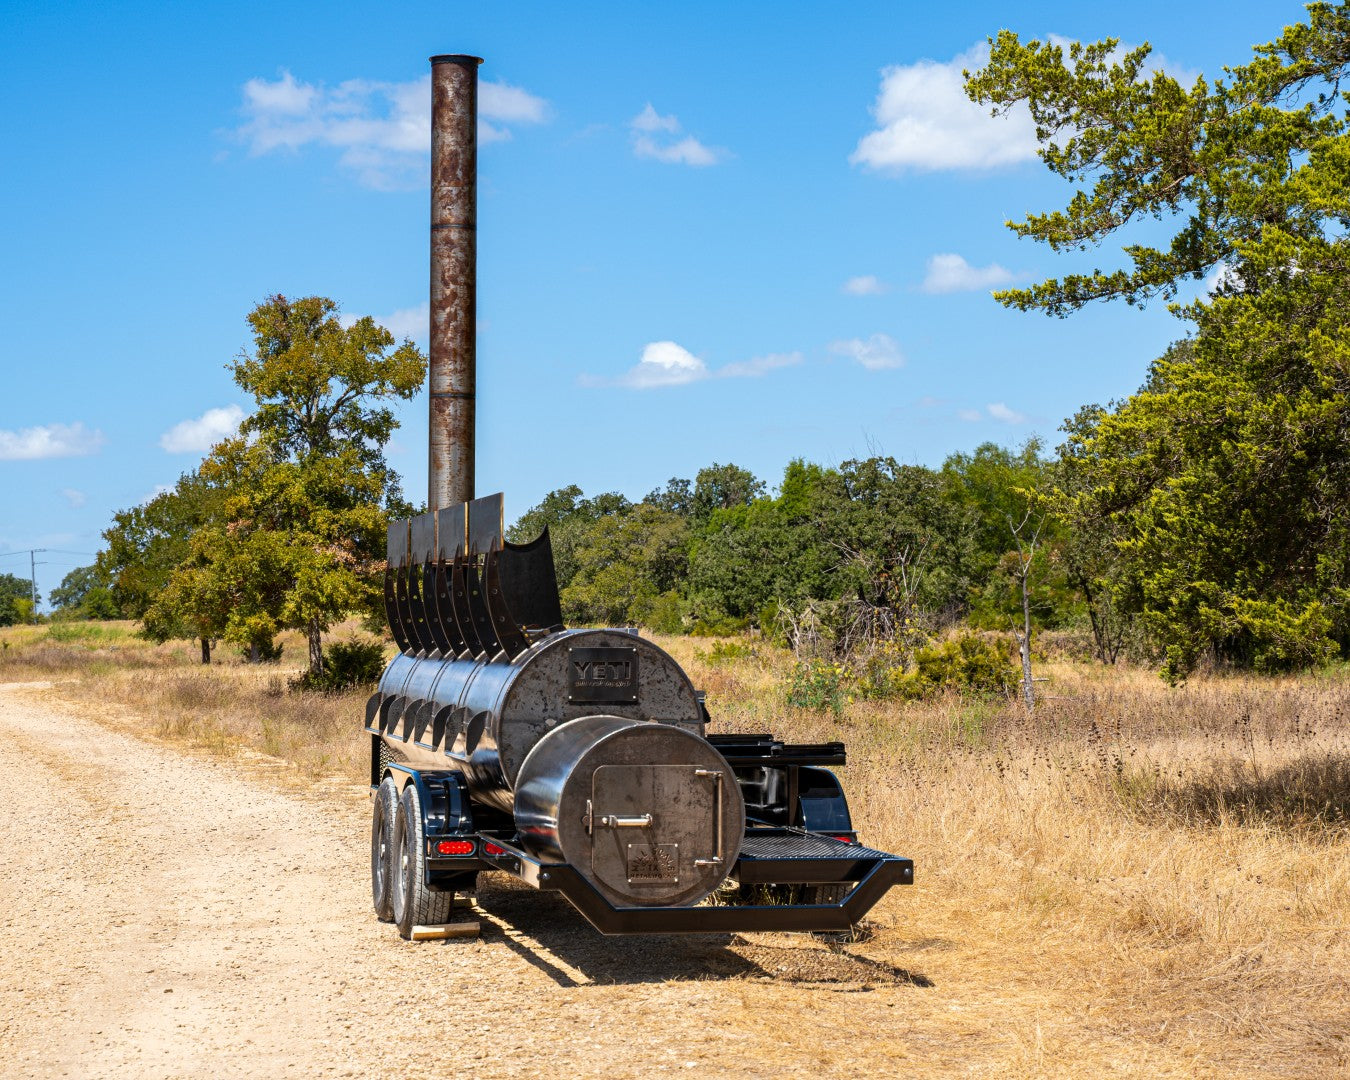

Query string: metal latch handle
[599,813,652,828]
[693,768,725,867]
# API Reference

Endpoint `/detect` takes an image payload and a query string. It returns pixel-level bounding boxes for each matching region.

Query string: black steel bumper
[476,829,913,935]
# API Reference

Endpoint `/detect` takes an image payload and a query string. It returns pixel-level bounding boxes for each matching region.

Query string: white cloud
[159,405,245,453]
[628,105,722,166]
[987,402,1028,424]
[829,333,905,371]
[960,402,1029,424]
[630,103,681,134]
[479,81,550,124]
[616,341,708,388]
[852,37,1201,174]
[718,352,803,378]
[235,71,550,189]
[851,43,1038,172]
[61,489,86,508]
[139,484,173,505]
[921,253,1016,294]
[842,275,889,296]
[0,422,105,461]
[586,343,801,389]
[341,301,429,343]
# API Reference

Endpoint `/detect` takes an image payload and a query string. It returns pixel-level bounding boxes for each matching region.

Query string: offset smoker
[365,51,911,939]
[367,492,913,937]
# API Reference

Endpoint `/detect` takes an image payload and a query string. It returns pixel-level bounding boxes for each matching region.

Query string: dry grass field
[2,620,1346,1076]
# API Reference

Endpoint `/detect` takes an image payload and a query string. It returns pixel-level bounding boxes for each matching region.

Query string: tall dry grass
[0,621,374,781]
[3,622,1346,1074]
[671,636,1350,1075]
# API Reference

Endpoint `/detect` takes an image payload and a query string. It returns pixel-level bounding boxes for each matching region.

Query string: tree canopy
[102,295,425,672]
[0,572,36,627]
[967,3,1350,676]
[49,565,121,620]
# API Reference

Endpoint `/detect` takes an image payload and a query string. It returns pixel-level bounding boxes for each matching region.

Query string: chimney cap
[430,54,484,66]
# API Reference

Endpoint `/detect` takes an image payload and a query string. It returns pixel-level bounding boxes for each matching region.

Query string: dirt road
[0,684,932,1079]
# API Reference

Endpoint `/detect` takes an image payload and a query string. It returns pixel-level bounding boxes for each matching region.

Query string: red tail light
[483,841,506,856]
[830,834,855,844]
[436,839,475,856]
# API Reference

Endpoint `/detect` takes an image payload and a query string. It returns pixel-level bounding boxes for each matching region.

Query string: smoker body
[375,628,704,813]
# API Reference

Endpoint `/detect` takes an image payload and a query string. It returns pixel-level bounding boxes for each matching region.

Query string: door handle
[693,768,725,867]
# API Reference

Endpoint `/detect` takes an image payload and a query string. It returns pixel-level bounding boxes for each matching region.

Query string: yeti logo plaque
[567,646,639,703]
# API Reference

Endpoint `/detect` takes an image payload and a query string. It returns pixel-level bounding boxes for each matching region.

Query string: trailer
[366,495,913,937]
[365,54,913,939]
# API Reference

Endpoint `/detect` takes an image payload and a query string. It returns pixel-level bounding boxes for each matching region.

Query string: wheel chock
[410,921,481,940]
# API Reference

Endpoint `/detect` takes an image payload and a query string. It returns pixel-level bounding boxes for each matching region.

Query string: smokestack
[428,53,482,511]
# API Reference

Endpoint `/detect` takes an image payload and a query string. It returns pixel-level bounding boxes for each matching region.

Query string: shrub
[637,590,687,635]
[785,658,847,714]
[695,638,758,666]
[898,634,1016,699]
[293,637,388,692]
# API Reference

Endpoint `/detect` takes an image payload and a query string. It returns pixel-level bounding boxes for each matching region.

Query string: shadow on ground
[444,875,934,989]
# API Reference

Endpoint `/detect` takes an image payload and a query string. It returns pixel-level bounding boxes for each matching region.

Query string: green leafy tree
[49,565,121,620]
[967,6,1350,676]
[560,505,689,628]
[0,572,37,627]
[643,477,694,517]
[941,441,1079,635]
[688,461,837,626]
[159,295,425,676]
[509,487,633,593]
[99,471,224,661]
[691,463,765,524]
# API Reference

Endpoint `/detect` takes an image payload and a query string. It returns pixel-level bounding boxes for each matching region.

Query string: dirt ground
[0,680,1340,1079]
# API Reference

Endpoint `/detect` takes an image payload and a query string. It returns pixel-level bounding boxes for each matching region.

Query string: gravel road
[0,683,926,1079]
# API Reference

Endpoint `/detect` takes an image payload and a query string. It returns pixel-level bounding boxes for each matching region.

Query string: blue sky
[0,0,1311,605]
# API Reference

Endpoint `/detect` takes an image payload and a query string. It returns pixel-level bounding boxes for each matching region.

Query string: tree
[942,441,1080,636]
[967,6,1350,676]
[99,470,224,661]
[509,487,634,594]
[0,573,37,627]
[691,463,765,524]
[560,505,689,628]
[161,295,426,676]
[49,565,121,620]
[644,477,693,517]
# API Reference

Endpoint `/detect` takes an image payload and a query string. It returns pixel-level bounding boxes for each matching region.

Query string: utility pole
[29,550,45,623]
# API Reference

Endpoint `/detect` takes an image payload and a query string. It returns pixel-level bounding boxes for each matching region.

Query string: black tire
[370,777,399,922]
[392,783,454,939]
[736,883,851,905]
[801,883,851,905]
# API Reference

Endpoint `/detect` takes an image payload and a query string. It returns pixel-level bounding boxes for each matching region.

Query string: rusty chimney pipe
[428,53,482,510]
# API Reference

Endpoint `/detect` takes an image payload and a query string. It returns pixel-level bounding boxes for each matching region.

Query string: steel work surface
[737,830,895,862]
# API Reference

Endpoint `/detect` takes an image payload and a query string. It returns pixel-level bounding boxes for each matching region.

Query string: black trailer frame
[381,754,914,936]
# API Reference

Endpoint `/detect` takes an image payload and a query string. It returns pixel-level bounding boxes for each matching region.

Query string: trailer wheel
[801,884,850,905]
[392,783,454,939]
[370,777,399,922]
